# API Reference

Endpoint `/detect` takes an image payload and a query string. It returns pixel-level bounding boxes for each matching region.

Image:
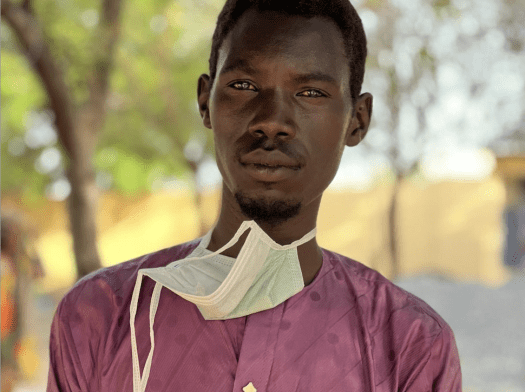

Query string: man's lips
[240,149,301,169]
[239,149,302,182]
[241,164,299,182]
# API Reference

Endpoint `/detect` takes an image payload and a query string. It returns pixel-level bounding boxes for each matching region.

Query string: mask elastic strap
[282,226,317,249]
[173,220,252,266]
[130,273,163,392]
[250,223,317,251]
[130,273,143,392]
[140,282,162,392]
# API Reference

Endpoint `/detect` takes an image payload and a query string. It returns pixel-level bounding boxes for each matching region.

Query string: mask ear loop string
[129,222,253,391]
[129,224,253,392]
[130,273,162,392]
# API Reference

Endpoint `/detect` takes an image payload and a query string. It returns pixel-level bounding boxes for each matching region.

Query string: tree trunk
[2,0,123,281]
[188,161,208,237]
[194,187,208,237]
[67,110,102,278]
[388,172,403,281]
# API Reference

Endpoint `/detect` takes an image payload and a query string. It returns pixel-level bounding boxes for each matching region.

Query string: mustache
[235,134,305,165]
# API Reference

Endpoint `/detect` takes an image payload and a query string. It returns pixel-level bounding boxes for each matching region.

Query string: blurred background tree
[357,0,525,278]
[2,0,123,278]
[2,0,221,279]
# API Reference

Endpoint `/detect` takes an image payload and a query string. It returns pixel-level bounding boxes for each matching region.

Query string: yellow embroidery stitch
[243,382,257,392]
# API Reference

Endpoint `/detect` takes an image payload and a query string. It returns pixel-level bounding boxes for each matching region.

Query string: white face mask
[129,220,316,392]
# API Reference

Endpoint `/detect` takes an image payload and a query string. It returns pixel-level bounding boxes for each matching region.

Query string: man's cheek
[316,145,343,175]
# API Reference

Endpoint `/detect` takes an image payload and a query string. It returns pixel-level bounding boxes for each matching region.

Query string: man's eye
[229,83,325,98]
[299,89,326,98]
[230,81,256,91]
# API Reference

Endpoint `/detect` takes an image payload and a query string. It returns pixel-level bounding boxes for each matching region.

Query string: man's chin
[234,191,302,227]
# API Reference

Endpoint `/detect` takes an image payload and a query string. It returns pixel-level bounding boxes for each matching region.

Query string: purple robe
[47,239,461,391]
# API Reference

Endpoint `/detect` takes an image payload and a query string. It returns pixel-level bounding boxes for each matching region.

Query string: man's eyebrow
[220,59,338,86]
[292,72,338,86]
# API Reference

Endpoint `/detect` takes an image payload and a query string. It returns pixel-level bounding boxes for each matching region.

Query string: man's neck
[205,190,324,286]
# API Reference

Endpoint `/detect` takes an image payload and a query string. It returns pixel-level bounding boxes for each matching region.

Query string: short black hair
[208,0,367,103]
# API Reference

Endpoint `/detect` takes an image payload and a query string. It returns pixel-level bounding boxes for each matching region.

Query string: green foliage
[2,0,223,201]
[35,0,96,104]
[1,36,50,201]
[431,0,460,19]
[432,0,451,9]
[113,152,147,194]
[1,50,46,133]
[417,47,436,74]
[97,0,220,191]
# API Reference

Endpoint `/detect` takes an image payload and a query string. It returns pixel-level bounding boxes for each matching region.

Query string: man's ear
[197,74,212,129]
[346,93,373,147]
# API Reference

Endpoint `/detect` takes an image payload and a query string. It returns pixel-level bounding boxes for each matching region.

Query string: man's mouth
[249,163,300,170]
[241,162,301,182]
[240,149,302,169]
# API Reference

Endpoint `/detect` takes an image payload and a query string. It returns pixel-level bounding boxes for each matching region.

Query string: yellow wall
[317,176,509,286]
[397,177,508,285]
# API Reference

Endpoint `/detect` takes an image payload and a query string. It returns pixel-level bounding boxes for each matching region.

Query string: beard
[234,191,302,227]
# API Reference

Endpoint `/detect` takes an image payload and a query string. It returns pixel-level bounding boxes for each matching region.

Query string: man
[47,0,462,391]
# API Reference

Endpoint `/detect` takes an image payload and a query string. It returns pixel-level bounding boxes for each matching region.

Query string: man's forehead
[224,9,345,54]
[215,11,350,85]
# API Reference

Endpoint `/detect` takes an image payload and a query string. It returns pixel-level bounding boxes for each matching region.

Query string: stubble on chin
[234,191,302,227]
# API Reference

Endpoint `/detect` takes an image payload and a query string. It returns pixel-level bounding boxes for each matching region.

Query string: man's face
[198,9,370,225]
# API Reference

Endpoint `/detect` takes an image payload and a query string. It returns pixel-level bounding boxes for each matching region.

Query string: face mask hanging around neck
[129,220,317,392]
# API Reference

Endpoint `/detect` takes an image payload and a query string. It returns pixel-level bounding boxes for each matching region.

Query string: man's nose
[247,91,297,141]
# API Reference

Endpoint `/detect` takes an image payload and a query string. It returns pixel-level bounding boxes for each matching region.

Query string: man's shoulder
[323,250,461,388]
[60,238,202,308]
[324,249,450,334]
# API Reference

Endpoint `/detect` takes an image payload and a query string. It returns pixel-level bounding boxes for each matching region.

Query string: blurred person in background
[47,1,461,391]
[1,213,44,392]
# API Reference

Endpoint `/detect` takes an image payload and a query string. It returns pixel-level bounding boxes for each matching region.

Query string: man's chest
[101,291,372,392]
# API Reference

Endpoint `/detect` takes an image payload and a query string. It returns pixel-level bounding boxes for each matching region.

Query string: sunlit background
[2,0,525,390]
